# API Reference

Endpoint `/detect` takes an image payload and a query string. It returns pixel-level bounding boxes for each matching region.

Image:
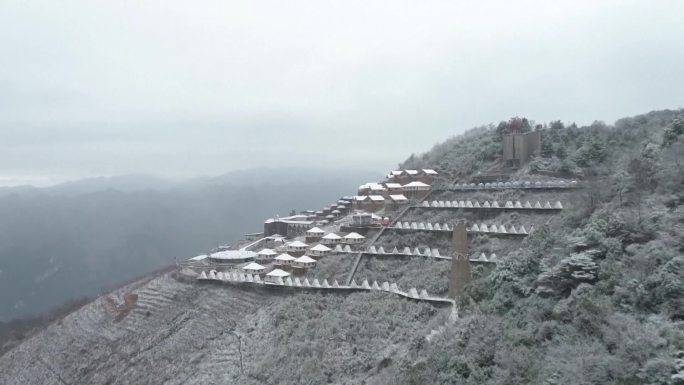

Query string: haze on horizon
[1,0,683,186]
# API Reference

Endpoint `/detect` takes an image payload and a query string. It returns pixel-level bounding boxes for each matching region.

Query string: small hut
[293,255,317,269]
[256,248,277,262]
[309,244,332,257]
[343,232,366,245]
[285,240,308,254]
[321,233,342,245]
[274,253,296,266]
[265,268,290,283]
[305,227,325,240]
[242,262,266,275]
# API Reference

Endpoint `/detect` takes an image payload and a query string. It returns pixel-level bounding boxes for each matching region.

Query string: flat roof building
[208,250,256,265]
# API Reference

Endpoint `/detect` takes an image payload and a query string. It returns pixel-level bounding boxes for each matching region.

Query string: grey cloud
[0,0,683,184]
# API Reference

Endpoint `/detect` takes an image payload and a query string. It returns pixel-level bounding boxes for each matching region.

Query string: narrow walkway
[198,272,455,305]
[345,190,437,285]
[239,237,268,251]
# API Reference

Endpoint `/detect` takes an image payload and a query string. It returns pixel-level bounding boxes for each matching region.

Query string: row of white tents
[422,200,563,210]
[394,222,454,231]
[333,244,355,253]
[364,246,499,263]
[367,245,443,257]
[452,180,578,190]
[198,271,451,303]
[470,224,532,234]
[393,222,533,234]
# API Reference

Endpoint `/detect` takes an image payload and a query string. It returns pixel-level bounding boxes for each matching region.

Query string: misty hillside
[1,109,683,385]
[0,168,381,322]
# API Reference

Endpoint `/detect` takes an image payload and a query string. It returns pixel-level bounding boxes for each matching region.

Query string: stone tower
[449,223,471,298]
[502,130,541,168]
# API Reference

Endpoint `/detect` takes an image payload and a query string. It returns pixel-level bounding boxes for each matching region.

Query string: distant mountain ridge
[0,167,381,321]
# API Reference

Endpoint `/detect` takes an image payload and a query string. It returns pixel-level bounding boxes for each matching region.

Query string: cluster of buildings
[351,169,437,212]
[262,198,354,237]
[185,168,441,288]
[189,228,368,284]
[386,168,439,184]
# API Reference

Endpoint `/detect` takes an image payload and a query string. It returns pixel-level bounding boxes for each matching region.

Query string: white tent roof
[294,255,317,263]
[243,262,265,271]
[266,268,291,277]
[287,240,309,248]
[310,244,331,252]
[322,233,342,240]
[275,253,296,261]
[344,232,365,239]
[403,181,430,187]
[359,182,384,190]
[257,248,277,256]
[306,227,325,234]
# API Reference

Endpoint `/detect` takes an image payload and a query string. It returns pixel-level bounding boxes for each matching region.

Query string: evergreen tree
[540,136,554,158]
[662,115,684,147]
[550,120,565,130]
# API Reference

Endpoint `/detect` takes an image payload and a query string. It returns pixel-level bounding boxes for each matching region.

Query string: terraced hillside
[351,181,577,293]
[0,272,450,385]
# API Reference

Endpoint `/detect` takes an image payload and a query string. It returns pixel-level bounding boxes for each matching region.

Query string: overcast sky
[1,0,683,186]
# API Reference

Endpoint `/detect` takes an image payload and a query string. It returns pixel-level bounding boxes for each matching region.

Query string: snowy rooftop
[189,254,208,261]
[359,182,385,190]
[260,248,278,254]
[368,195,385,201]
[287,240,309,248]
[384,183,403,189]
[275,253,296,261]
[422,169,438,175]
[344,232,365,239]
[242,262,265,271]
[266,268,291,277]
[264,217,314,225]
[306,227,325,234]
[389,194,408,201]
[403,181,430,188]
[322,233,342,240]
[209,250,257,260]
[310,244,331,251]
[294,255,317,263]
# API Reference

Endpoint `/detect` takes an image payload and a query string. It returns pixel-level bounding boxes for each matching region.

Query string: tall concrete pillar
[449,223,471,298]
